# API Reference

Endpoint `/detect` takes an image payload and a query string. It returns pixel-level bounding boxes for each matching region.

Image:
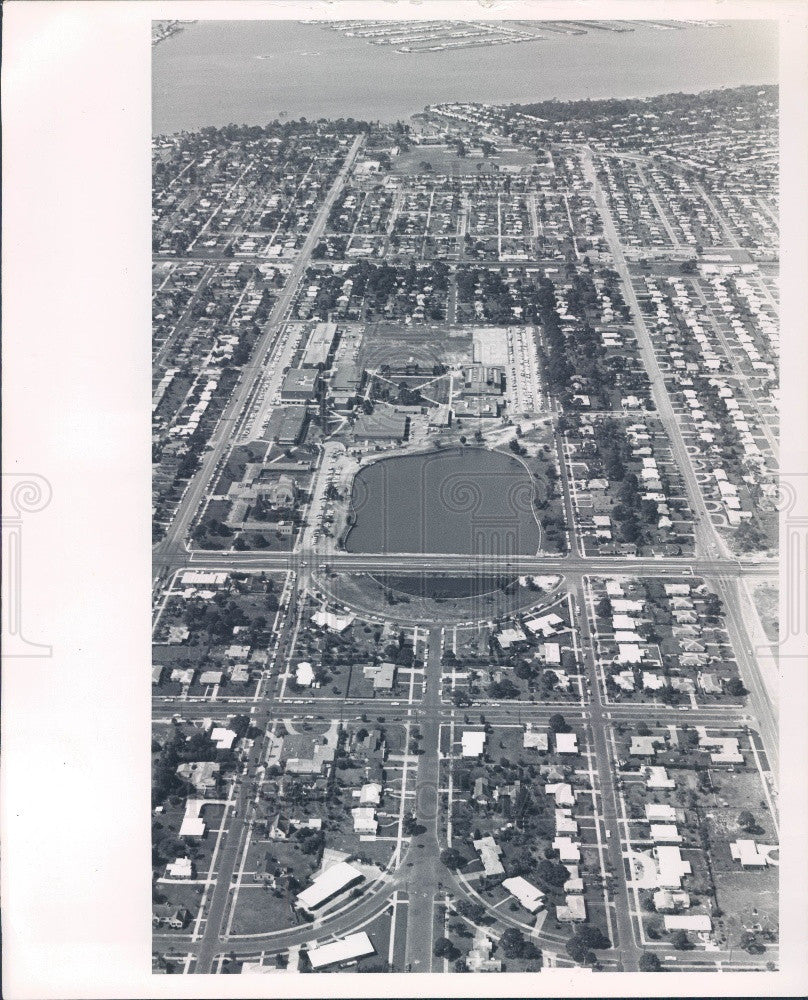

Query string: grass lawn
[229,884,302,936]
[713,869,778,947]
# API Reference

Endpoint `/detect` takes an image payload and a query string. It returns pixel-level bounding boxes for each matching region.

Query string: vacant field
[713,869,779,948]
[358,320,471,369]
[752,580,778,649]
[393,146,536,176]
[229,885,303,936]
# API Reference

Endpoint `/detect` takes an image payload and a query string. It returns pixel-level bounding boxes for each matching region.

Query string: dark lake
[345,447,541,555]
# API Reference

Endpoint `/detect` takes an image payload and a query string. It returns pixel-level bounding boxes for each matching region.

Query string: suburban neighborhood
[152,74,779,977]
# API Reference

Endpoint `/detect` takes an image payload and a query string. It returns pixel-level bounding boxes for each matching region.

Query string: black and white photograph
[3,1,808,997]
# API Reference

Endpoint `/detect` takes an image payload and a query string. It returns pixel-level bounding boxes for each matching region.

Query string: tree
[704,592,722,618]
[456,899,487,923]
[565,925,610,964]
[737,810,758,832]
[596,596,613,618]
[725,677,747,697]
[537,859,569,888]
[433,937,457,959]
[639,951,663,971]
[500,927,526,958]
[549,713,569,733]
[440,847,467,870]
[671,930,692,951]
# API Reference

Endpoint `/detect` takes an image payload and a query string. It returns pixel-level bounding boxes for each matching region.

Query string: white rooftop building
[461,731,486,757]
[502,876,545,913]
[307,932,375,969]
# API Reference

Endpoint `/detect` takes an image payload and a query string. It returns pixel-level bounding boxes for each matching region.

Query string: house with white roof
[473,835,505,876]
[545,782,575,807]
[618,644,644,665]
[664,914,712,933]
[655,845,691,889]
[553,836,581,863]
[523,724,549,752]
[646,803,677,822]
[646,766,675,790]
[502,876,545,913]
[461,731,486,758]
[650,824,682,844]
[730,840,777,868]
[556,894,587,922]
[630,735,664,756]
[307,932,375,970]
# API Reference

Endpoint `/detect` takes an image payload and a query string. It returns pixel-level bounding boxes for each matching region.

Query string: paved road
[710,574,779,777]
[403,627,445,972]
[574,578,640,970]
[162,548,774,577]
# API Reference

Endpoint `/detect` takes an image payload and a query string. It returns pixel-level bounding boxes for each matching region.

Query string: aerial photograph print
[150,10,781,977]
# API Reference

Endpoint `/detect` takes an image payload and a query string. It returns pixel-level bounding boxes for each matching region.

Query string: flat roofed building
[646,766,675,790]
[555,731,579,755]
[281,368,320,403]
[295,661,315,687]
[267,406,308,446]
[302,322,337,368]
[179,816,206,838]
[461,730,486,758]
[307,931,375,970]
[211,727,237,750]
[296,861,364,911]
[663,914,712,933]
[371,662,396,690]
[631,735,662,756]
[650,824,682,843]
[646,803,677,822]
[353,407,408,442]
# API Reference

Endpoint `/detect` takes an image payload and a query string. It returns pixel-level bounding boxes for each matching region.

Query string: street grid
[153,108,779,977]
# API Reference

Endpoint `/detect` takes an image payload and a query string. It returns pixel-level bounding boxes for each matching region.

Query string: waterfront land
[152,82,779,976]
